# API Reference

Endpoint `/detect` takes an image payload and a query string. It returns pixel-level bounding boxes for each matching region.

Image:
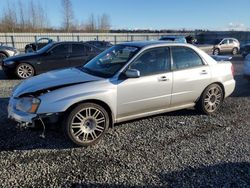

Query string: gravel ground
[0,57,249,187]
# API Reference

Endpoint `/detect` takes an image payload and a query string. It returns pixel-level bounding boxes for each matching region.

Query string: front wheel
[196,84,224,115]
[16,63,35,79]
[213,48,220,55]
[0,52,7,63]
[63,103,110,147]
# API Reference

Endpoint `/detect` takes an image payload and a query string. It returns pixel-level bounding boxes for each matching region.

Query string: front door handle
[158,76,169,81]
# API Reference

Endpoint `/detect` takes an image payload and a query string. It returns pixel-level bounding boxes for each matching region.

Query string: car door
[228,39,235,52]
[219,39,229,53]
[39,43,71,72]
[171,46,211,107]
[117,47,172,119]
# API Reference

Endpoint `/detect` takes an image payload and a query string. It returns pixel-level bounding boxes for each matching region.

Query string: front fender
[37,81,117,117]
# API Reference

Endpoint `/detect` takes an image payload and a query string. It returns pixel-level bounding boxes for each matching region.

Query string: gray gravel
[0,57,249,187]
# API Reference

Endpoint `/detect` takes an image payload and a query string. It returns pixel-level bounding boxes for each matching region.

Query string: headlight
[16,97,41,113]
[3,61,15,66]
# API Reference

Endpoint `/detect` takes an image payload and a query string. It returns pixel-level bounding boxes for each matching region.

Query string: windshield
[82,45,140,78]
[36,42,54,53]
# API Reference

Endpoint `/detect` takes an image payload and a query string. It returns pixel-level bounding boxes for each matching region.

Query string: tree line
[0,0,111,33]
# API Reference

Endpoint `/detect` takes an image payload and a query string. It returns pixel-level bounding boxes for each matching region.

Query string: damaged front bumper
[8,97,60,125]
[8,97,37,124]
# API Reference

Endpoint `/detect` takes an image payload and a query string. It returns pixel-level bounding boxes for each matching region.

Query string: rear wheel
[196,84,224,115]
[63,103,109,147]
[232,48,238,55]
[16,63,35,79]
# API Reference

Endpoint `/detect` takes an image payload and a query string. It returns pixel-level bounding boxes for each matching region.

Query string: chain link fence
[0,32,193,50]
[1,31,250,50]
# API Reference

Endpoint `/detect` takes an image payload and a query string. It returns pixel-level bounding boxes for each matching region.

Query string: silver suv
[213,38,240,55]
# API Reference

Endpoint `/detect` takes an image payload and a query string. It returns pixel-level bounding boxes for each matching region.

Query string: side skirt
[115,103,195,123]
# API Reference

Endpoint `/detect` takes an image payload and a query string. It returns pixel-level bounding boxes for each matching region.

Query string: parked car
[212,38,240,55]
[240,43,250,58]
[243,54,250,82]
[85,40,112,51]
[185,35,197,44]
[8,41,235,146]
[2,41,101,79]
[159,35,187,43]
[25,37,53,53]
[0,43,20,64]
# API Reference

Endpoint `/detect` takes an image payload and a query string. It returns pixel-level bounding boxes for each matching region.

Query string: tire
[232,48,238,55]
[0,52,7,63]
[196,84,224,115]
[213,48,220,55]
[16,63,35,79]
[63,103,110,147]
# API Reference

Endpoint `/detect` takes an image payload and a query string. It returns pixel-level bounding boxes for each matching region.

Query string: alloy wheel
[204,86,222,113]
[213,49,219,55]
[70,107,106,143]
[17,64,34,78]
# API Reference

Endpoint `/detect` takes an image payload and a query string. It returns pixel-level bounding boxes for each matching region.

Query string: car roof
[160,35,185,39]
[119,40,189,48]
[222,38,238,41]
[51,41,88,45]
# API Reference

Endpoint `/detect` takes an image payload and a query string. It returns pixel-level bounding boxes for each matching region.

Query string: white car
[243,54,250,82]
[8,41,236,146]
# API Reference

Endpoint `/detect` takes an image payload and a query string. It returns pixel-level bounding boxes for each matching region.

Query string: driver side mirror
[125,69,140,78]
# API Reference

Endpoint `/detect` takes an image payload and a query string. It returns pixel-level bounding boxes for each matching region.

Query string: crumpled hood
[13,67,102,97]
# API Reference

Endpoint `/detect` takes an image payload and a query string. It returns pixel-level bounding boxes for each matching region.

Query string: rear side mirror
[125,69,140,78]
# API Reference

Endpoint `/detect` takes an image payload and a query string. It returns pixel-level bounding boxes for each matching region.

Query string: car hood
[12,67,102,97]
[4,52,39,62]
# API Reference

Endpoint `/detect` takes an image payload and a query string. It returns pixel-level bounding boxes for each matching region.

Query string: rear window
[172,47,204,70]
[72,44,85,55]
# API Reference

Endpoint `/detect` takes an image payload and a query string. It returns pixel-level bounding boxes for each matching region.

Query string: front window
[36,42,54,53]
[82,45,140,78]
[51,44,69,54]
[221,39,228,45]
[129,47,170,76]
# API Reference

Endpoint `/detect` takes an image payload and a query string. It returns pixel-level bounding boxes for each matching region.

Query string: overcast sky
[1,0,250,30]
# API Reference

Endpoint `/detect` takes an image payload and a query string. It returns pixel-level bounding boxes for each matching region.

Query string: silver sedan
[8,41,235,146]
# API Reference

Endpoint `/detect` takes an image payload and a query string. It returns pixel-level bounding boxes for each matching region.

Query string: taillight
[231,64,235,76]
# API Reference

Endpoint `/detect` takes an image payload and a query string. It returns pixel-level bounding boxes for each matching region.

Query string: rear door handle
[200,70,208,75]
[158,76,169,81]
